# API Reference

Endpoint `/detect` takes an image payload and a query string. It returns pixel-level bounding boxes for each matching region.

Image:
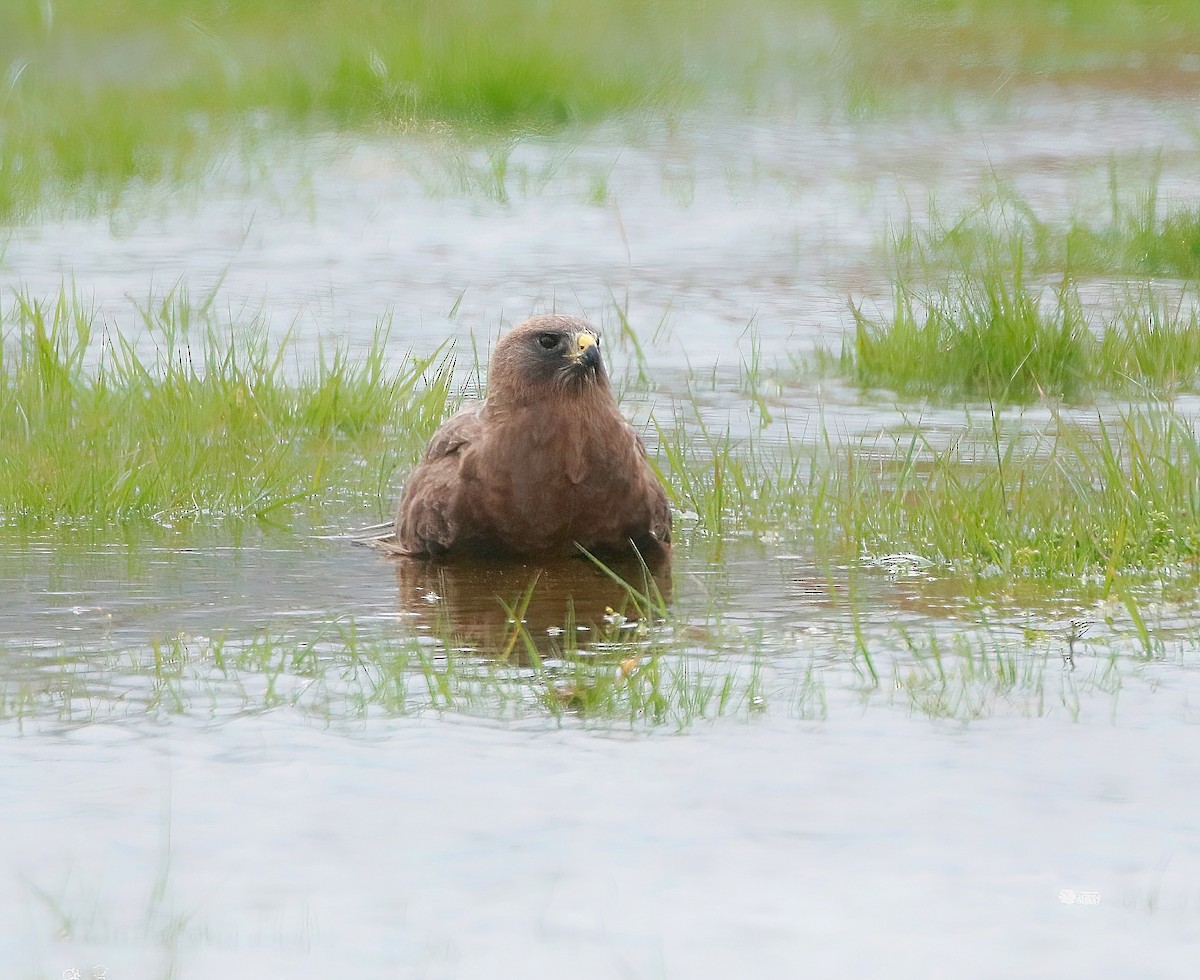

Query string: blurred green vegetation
[3,0,1200,217]
[0,0,699,217]
[817,0,1200,94]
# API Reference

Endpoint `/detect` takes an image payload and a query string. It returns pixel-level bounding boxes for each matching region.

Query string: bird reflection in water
[392,552,671,660]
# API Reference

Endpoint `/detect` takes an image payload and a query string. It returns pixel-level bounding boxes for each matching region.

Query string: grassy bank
[817,0,1200,115]
[1,0,697,218]
[0,289,453,528]
[4,0,1200,217]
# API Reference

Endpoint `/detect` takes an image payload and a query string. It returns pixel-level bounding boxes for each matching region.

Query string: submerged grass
[864,407,1199,580]
[2,575,1186,730]
[0,625,766,732]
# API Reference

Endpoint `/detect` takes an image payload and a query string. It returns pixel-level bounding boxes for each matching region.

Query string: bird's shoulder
[422,401,486,461]
[627,419,651,457]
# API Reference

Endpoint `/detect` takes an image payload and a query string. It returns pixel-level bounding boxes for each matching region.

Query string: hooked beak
[570,331,602,372]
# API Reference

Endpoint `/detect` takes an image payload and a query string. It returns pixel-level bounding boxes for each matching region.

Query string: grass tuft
[851,268,1091,402]
[903,180,1200,282]
[814,407,1200,579]
[849,205,1200,402]
[0,287,454,528]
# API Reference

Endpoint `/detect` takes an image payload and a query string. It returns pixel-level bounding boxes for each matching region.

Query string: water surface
[3,86,1200,977]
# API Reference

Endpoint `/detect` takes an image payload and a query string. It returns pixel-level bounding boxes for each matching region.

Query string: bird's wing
[422,403,481,462]
[628,422,672,546]
[394,403,486,556]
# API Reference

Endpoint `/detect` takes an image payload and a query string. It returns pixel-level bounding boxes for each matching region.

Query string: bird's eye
[537,333,560,350]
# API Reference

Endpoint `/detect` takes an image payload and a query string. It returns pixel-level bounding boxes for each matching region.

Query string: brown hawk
[393,315,671,562]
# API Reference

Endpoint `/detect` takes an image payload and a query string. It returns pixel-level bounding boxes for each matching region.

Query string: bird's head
[488,315,609,405]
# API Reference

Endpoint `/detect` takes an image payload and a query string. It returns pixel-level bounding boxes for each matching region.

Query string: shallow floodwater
[4,87,1200,977]
[5,86,1199,369]
[4,531,1200,977]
